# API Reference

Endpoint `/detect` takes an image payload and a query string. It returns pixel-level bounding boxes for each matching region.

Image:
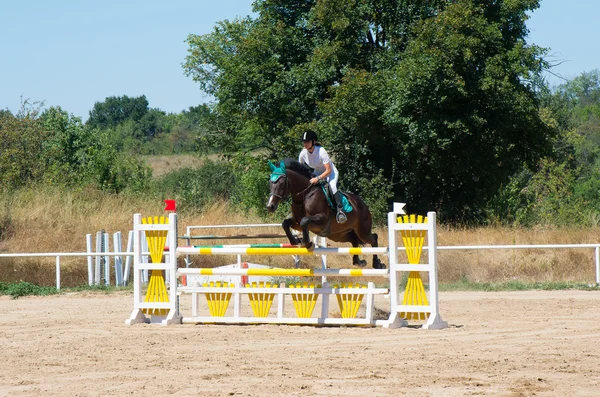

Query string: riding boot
[334,192,347,224]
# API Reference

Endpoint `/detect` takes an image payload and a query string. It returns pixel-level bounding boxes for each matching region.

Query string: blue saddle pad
[321,185,353,213]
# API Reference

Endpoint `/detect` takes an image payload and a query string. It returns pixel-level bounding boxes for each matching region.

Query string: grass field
[0,155,599,288]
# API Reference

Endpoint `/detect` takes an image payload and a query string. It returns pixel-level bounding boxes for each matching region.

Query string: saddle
[301,162,353,213]
[319,181,353,213]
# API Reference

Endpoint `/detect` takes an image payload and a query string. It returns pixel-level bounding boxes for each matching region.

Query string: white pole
[123,230,134,285]
[94,231,102,285]
[186,225,191,267]
[427,212,440,314]
[320,281,330,320]
[387,211,399,312]
[113,232,123,286]
[103,232,110,286]
[320,236,327,284]
[55,256,61,290]
[596,246,600,285]
[167,212,180,324]
[133,214,142,311]
[86,234,93,286]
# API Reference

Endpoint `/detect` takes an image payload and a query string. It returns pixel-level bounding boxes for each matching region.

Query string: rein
[294,182,316,197]
[270,166,317,203]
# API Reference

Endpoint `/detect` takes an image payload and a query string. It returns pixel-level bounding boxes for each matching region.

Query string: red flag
[164,199,176,211]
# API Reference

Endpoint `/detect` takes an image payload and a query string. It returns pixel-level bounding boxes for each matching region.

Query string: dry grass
[143,154,221,177]
[1,186,599,287]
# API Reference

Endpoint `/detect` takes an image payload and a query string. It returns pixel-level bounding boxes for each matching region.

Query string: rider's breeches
[325,170,339,194]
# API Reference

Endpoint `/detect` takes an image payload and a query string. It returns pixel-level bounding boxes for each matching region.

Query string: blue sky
[0,0,597,121]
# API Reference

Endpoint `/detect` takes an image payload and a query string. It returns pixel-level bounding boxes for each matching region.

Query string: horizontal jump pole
[190,243,296,249]
[179,234,289,240]
[177,267,389,277]
[176,246,388,256]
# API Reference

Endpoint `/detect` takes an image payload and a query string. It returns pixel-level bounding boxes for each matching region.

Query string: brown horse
[266,159,385,269]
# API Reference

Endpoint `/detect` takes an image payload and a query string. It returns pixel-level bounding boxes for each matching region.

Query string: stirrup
[336,209,347,224]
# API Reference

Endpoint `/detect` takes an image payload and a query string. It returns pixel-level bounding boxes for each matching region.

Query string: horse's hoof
[353,259,367,268]
[373,261,386,270]
[304,242,314,251]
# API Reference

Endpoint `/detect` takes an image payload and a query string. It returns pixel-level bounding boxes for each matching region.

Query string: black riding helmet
[301,130,318,142]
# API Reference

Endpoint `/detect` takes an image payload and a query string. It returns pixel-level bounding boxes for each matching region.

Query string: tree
[87,95,150,131]
[0,102,48,190]
[184,0,554,221]
[40,106,88,183]
[486,70,600,226]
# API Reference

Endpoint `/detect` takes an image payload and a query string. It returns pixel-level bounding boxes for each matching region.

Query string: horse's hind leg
[369,233,385,269]
[358,231,385,269]
[348,231,367,267]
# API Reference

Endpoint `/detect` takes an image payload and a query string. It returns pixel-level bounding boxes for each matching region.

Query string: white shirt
[298,146,338,177]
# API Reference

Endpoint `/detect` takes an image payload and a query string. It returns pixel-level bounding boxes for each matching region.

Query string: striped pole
[192,243,297,249]
[176,246,388,256]
[177,267,389,277]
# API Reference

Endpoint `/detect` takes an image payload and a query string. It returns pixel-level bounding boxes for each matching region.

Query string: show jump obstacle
[126,203,447,329]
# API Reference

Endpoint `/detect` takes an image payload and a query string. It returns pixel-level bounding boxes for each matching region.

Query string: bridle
[269,171,316,202]
[269,173,290,201]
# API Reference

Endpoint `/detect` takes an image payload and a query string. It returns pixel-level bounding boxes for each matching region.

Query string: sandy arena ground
[1,290,600,396]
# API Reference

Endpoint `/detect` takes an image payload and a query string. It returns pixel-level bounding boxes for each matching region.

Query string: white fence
[1,242,599,290]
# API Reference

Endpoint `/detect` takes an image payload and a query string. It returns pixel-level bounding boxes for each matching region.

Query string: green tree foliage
[40,106,89,184]
[0,102,48,190]
[86,95,210,155]
[154,160,236,211]
[87,95,150,131]
[169,104,222,153]
[0,102,151,194]
[77,127,152,193]
[487,70,600,226]
[183,0,553,221]
[41,105,152,192]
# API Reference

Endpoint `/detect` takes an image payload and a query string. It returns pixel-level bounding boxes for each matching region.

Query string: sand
[1,290,600,396]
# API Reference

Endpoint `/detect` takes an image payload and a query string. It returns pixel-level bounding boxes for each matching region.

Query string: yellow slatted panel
[246,282,277,317]
[398,215,429,320]
[335,283,365,319]
[142,216,169,316]
[290,283,319,318]
[203,281,234,317]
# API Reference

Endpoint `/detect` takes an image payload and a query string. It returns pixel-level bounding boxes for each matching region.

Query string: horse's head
[266,160,289,212]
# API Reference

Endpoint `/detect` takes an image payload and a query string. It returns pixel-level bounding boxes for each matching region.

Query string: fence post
[103,232,110,286]
[114,232,123,286]
[95,231,102,285]
[55,256,61,290]
[86,234,93,286]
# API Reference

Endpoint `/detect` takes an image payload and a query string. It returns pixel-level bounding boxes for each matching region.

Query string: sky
[0,0,598,122]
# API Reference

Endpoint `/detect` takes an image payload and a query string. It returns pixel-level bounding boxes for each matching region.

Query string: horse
[266,158,385,269]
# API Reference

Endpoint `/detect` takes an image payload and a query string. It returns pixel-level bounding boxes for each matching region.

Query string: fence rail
[2,243,599,290]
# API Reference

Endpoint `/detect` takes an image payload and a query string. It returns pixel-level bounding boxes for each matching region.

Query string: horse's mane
[282,158,313,179]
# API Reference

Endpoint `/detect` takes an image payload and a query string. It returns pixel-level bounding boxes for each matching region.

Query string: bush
[0,281,58,299]
[0,107,48,190]
[155,160,236,211]
[230,155,291,220]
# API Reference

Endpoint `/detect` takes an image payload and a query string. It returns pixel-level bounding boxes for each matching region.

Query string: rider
[298,129,347,223]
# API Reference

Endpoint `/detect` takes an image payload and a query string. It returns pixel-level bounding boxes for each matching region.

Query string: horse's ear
[279,160,285,170]
[268,161,276,171]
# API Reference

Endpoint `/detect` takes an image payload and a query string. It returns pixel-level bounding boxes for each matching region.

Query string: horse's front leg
[282,217,301,246]
[299,214,326,250]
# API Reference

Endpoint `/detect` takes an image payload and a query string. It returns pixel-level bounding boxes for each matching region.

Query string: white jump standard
[126,203,448,329]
